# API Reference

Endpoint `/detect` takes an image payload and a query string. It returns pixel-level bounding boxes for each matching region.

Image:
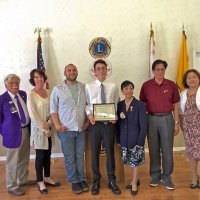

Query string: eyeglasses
[95,67,107,71]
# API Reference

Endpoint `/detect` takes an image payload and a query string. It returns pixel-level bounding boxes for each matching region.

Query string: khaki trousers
[5,127,30,191]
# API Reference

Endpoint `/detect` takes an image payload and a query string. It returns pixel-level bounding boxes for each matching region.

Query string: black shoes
[190,180,200,189]
[108,181,121,195]
[44,181,61,187]
[38,185,48,194]
[91,180,100,195]
[126,179,140,189]
[8,188,25,196]
[72,181,89,194]
[131,189,138,196]
[79,181,89,192]
[125,180,140,196]
[190,183,199,189]
[91,180,121,195]
[72,183,82,194]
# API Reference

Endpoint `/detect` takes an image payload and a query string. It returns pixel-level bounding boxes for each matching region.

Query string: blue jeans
[58,130,86,183]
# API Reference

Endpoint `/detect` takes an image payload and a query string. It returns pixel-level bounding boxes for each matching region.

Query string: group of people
[0,58,199,197]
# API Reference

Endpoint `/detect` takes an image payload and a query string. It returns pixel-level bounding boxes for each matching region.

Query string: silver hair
[4,74,21,84]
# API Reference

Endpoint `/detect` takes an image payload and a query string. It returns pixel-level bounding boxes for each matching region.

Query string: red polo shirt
[139,78,180,113]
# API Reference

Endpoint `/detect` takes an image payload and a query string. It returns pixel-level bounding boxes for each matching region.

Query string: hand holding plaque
[93,103,116,121]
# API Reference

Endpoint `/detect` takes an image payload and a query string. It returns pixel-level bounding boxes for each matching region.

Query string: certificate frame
[93,103,116,121]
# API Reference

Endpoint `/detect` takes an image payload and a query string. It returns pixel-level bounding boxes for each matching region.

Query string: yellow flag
[176,31,189,91]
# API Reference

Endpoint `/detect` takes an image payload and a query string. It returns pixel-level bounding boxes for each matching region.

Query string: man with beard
[50,64,89,194]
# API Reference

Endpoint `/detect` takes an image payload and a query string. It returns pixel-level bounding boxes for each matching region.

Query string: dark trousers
[89,122,116,182]
[35,138,52,182]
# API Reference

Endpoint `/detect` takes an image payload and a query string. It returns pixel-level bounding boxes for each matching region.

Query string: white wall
[1,0,200,148]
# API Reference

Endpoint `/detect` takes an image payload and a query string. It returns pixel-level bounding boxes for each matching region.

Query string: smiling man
[85,59,121,196]
[50,64,89,194]
[0,74,35,196]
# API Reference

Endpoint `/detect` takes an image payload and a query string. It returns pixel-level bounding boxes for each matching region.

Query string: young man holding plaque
[85,59,121,195]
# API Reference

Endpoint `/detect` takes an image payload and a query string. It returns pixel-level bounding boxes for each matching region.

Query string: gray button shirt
[50,81,86,131]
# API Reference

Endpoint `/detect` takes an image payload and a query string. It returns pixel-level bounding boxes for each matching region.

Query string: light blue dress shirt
[50,81,86,131]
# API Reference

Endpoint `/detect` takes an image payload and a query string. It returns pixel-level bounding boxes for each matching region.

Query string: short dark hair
[121,80,135,90]
[182,69,200,89]
[29,69,47,86]
[152,59,168,70]
[93,59,107,70]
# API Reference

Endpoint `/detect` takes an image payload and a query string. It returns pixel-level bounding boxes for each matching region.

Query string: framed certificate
[93,103,116,121]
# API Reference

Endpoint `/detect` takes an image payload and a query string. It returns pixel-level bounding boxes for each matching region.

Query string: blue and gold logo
[89,37,111,59]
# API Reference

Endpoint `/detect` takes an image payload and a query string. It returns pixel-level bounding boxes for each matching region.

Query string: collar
[64,79,78,86]
[95,79,107,87]
[124,97,135,105]
[152,78,167,86]
[7,91,19,99]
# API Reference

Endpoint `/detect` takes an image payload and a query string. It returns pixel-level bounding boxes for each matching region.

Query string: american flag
[37,32,49,89]
[37,33,45,70]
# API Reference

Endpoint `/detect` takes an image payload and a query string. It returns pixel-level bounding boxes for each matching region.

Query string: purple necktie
[15,95,26,124]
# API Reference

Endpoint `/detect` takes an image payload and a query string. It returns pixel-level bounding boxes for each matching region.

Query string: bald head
[65,64,77,71]
[64,64,78,83]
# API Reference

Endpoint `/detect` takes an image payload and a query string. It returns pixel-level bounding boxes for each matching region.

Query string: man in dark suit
[85,59,121,195]
[0,74,35,196]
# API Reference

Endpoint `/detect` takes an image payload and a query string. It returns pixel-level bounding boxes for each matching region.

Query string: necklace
[125,97,133,105]
[125,97,133,112]
[188,88,198,96]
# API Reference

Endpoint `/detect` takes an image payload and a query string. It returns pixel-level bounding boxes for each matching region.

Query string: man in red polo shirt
[139,59,180,190]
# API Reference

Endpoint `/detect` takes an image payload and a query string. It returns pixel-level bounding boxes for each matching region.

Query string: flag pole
[149,22,155,79]
[182,23,185,32]
[150,22,153,31]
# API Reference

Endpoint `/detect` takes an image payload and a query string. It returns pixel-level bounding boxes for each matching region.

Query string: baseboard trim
[0,147,185,161]
[0,152,64,161]
[144,146,185,153]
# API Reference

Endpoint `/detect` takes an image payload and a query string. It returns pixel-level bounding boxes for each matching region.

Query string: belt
[149,112,171,116]
[96,121,110,125]
[22,124,30,128]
